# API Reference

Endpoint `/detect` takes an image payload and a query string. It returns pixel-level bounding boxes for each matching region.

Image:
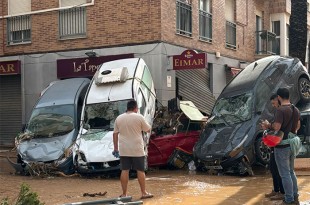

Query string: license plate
[205,165,223,169]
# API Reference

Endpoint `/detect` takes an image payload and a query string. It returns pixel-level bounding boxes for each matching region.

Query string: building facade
[0,0,309,146]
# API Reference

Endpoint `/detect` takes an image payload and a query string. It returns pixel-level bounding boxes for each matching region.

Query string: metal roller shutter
[176,69,215,115]
[0,75,22,147]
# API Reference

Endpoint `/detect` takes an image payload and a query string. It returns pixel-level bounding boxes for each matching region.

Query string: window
[59,7,86,39]
[225,0,236,49]
[272,21,280,55]
[199,0,212,42]
[141,66,153,101]
[176,0,192,37]
[255,15,262,54]
[137,89,146,116]
[7,0,31,45]
[7,15,31,45]
[286,24,289,56]
[226,21,236,49]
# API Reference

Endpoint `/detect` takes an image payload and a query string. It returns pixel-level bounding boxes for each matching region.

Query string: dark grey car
[193,56,310,175]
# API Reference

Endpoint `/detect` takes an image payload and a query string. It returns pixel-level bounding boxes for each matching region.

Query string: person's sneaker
[265,190,277,198]
[270,193,284,200]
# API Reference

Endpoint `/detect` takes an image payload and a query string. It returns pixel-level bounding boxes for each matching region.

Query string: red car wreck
[148,101,207,168]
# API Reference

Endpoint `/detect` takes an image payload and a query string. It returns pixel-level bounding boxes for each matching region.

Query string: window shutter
[8,0,31,15]
[225,0,235,22]
[60,0,88,7]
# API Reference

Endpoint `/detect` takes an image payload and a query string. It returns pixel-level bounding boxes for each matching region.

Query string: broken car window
[211,93,253,125]
[27,105,74,138]
[84,100,128,130]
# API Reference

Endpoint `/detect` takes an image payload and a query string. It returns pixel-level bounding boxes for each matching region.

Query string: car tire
[298,77,310,103]
[254,136,271,165]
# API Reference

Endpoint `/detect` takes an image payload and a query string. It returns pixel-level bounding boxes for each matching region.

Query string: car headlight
[229,134,248,158]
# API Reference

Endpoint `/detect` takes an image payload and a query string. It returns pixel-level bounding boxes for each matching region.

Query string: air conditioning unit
[95,67,129,85]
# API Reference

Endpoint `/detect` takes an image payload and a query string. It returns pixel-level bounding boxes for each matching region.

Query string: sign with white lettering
[173,50,207,70]
[0,60,21,75]
[57,54,134,79]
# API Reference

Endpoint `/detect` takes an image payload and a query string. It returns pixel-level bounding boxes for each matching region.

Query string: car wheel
[298,77,310,103]
[255,136,271,165]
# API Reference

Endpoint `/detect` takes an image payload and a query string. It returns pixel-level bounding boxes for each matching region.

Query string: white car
[73,58,156,174]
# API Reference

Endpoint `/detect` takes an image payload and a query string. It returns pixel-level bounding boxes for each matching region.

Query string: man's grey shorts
[120,156,145,171]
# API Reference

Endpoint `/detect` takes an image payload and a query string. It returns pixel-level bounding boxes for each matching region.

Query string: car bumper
[7,155,75,175]
[77,164,120,175]
[198,151,245,170]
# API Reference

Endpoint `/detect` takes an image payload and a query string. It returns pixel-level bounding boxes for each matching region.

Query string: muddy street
[1,155,310,205]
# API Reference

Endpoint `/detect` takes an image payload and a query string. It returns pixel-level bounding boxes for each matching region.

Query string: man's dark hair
[127,100,138,111]
[270,94,278,101]
[277,87,290,99]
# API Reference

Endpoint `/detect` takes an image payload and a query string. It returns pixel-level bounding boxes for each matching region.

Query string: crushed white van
[73,58,156,174]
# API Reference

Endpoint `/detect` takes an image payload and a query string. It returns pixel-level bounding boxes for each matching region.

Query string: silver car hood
[17,130,75,162]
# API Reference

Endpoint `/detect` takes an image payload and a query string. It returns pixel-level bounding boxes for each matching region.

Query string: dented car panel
[194,56,310,175]
[12,78,90,175]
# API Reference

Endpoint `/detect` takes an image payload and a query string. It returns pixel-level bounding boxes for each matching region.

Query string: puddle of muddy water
[1,156,310,205]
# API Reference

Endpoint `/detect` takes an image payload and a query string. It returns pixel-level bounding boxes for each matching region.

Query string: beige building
[0,0,309,146]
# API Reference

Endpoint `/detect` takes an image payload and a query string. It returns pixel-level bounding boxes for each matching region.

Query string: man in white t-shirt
[113,100,154,200]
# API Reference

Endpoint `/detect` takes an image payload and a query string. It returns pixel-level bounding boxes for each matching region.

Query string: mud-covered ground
[1,152,310,205]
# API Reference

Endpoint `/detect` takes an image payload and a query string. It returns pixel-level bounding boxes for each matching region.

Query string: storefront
[173,50,215,115]
[0,43,243,147]
[57,54,134,79]
[0,60,22,146]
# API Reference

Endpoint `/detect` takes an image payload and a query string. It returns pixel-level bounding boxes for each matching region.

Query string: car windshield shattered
[210,93,253,125]
[84,100,129,131]
[27,105,74,138]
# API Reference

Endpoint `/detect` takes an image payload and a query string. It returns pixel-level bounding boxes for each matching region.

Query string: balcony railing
[255,30,277,55]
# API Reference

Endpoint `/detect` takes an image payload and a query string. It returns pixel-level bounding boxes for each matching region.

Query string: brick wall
[161,0,256,62]
[269,0,290,14]
[0,0,294,63]
[31,0,59,11]
[0,0,162,56]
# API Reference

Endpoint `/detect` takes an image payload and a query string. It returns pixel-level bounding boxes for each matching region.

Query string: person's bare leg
[120,170,129,196]
[137,170,147,195]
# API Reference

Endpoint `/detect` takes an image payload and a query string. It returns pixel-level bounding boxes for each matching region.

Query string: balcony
[255,30,278,58]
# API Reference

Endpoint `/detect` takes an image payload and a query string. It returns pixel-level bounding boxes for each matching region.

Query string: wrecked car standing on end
[73,58,156,175]
[193,55,310,175]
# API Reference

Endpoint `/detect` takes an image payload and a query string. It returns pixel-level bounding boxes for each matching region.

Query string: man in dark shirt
[262,88,300,205]
[263,94,285,200]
